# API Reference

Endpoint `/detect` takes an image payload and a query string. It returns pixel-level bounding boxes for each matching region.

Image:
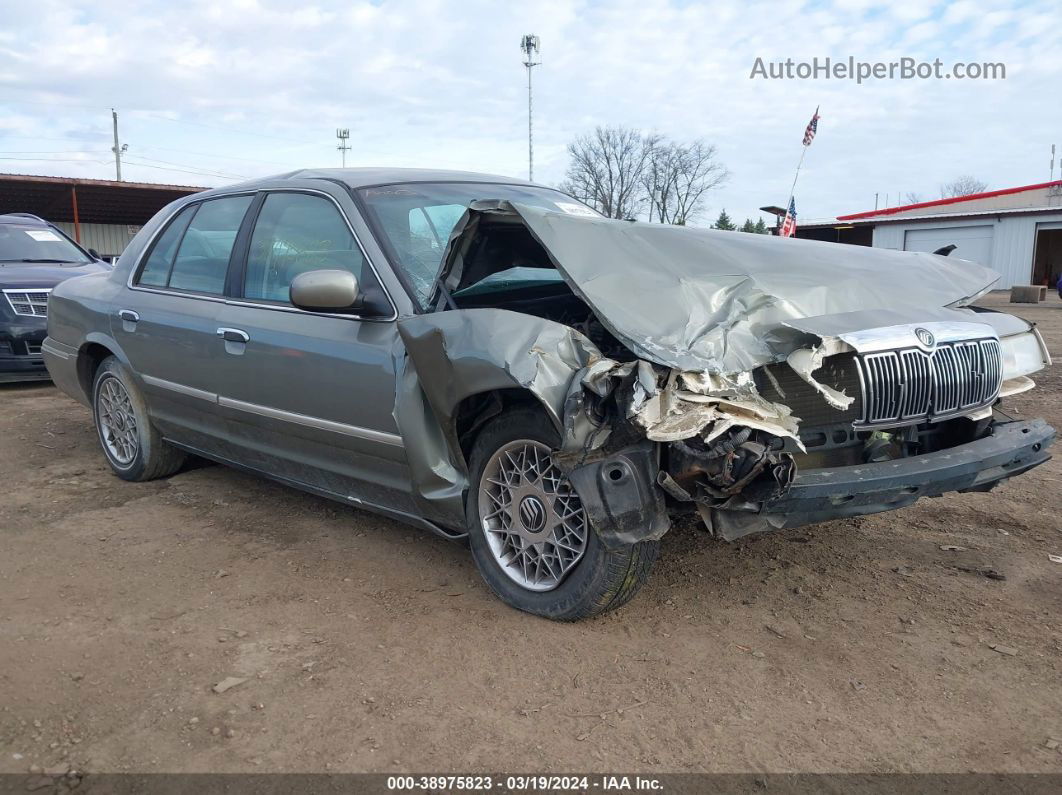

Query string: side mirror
[290,269,360,312]
[88,248,101,260]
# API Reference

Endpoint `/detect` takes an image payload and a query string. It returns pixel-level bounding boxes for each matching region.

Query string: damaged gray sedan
[43,168,1055,619]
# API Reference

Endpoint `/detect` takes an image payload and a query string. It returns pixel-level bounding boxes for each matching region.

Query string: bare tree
[560,126,728,224]
[940,175,988,198]
[902,191,924,205]
[559,126,654,219]
[642,139,729,225]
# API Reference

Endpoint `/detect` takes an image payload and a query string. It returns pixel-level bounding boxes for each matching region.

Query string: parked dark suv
[0,213,108,382]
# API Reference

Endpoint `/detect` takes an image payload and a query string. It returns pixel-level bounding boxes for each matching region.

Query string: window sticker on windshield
[554,202,599,218]
[25,229,62,242]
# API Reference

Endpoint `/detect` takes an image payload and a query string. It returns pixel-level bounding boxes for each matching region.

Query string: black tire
[92,356,186,481]
[465,407,658,620]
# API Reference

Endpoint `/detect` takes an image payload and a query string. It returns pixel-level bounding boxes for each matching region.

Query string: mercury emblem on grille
[914,327,936,349]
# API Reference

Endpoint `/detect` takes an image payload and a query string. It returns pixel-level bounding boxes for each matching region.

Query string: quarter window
[244,193,365,303]
[136,205,195,287]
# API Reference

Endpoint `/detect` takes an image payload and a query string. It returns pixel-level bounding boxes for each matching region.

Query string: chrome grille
[3,288,51,317]
[856,339,1002,426]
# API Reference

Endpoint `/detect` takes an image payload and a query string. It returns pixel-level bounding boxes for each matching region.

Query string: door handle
[217,327,249,344]
[118,309,139,323]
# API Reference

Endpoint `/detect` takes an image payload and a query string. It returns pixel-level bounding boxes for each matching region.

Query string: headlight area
[1000,329,1051,382]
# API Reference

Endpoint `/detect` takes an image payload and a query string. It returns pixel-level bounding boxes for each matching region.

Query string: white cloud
[0,0,1057,224]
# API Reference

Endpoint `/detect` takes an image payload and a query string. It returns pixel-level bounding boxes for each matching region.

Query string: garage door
[903,225,994,267]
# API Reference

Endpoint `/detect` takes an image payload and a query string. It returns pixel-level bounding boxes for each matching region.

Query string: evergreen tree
[740,219,757,233]
[753,218,768,234]
[712,209,735,231]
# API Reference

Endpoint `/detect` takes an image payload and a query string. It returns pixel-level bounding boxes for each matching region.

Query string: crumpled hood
[437,201,1000,375]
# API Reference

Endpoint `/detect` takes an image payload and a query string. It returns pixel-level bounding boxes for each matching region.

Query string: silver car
[43,168,1055,619]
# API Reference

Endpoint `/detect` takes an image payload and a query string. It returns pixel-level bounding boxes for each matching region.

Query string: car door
[207,189,414,513]
[113,193,254,448]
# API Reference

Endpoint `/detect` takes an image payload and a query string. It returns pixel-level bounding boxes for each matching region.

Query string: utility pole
[520,34,541,182]
[111,108,127,181]
[1052,144,1056,181]
[336,128,351,168]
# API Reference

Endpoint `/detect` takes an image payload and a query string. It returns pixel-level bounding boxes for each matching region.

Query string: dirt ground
[1,291,1060,776]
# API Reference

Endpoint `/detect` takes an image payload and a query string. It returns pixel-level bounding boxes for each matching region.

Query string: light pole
[336,128,351,168]
[520,34,541,181]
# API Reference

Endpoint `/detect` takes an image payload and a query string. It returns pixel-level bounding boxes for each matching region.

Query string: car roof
[212,167,542,194]
[0,213,50,226]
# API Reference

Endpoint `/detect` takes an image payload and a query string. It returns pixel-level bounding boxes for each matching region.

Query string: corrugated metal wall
[53,222,141,259]
[870,212,1062,288]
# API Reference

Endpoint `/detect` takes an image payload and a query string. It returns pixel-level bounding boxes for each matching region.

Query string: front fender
[394,309,603,528]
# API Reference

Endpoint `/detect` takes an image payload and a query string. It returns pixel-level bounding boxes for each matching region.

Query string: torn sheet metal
[394,308,602,526]
[394,310,674,544]
[624,367,804,448]
[434,201,1000,375]
[786,337,856,412]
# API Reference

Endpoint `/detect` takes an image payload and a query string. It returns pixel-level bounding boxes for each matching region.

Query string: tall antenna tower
[520,34,541,181]
[336,128,351,168]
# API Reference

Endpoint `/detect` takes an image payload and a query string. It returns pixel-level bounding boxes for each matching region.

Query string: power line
[121,158,247,180]
[122,155,247,179]
[0,144,292,168]
[1,97,323,147]
[133,111,320,146]
[0,148,250,179]
[0,156,107,162]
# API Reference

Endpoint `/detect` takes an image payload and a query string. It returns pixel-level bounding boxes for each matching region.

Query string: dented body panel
[437,202,1000,374]
[42,168,1056,564]
[419,199,1054,544]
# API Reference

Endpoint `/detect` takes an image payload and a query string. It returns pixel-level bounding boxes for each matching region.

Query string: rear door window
[167,196,253,294]
[137,196,252,294]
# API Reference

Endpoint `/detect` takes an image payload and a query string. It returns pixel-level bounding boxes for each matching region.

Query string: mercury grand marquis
[43,168,1055,619]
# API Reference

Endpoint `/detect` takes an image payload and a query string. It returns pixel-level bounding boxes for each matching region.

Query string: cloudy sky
[1,0,1059,224]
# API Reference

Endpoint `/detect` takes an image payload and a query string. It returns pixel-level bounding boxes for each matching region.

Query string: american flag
[780,197,797,237]
[802,106,820,146]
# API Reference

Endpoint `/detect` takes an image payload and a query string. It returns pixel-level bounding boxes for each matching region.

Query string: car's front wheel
[92,356,186,481]
[465,407,658,620]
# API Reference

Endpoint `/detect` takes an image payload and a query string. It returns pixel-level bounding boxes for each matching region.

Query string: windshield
[0,222,91,264]
[356,182,596,306]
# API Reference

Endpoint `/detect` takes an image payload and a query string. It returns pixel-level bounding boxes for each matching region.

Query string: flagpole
[782,105,818,236]
[783,143,809,225]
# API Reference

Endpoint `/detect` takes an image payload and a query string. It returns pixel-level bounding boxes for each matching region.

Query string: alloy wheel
[96,375,139,466]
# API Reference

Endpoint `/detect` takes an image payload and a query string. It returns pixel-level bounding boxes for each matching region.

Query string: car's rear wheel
[92,356,186,481]
[465,407,658,620]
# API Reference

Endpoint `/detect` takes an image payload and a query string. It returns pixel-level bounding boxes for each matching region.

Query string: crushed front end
[560,318,1055,543]
[409,199,1055,548]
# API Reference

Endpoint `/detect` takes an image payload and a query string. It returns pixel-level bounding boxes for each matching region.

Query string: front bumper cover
[1,325,48,383]
[715,418,1055,538]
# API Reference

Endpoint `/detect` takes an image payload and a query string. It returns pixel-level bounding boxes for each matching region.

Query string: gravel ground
[1,291,1060,776]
